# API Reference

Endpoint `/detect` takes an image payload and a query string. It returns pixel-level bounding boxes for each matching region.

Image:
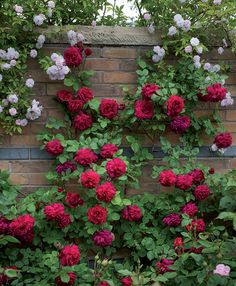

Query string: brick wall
[0,26,235,195]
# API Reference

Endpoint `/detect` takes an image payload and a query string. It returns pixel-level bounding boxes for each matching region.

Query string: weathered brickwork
[0,27,235,194]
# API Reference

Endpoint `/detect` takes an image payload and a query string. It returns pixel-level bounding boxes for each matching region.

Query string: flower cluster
[44,203,71,228]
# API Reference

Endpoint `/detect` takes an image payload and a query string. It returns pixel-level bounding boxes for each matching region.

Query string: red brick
[10,135,40,147]
[104,72,136,84]
[10,161,51,173]
[102,48,137,59]
[85,59,120,71]
[0,161,9,171]
[47,83,71,96]
[226,110,236,121]
[226,73,236,85]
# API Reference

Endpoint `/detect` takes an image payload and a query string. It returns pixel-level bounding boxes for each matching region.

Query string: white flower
[91,20,96,27]
[0,74,2,81]
[218,47,224,54]
[51,53,59,62]
[194,55,200,62]
[190,37,200,47]
[47,1,55,8]
[152,54,162,63]
[0,106,3,113]
[144,13,151,20]
[211,144,218,152]
[218,148,227,154]
[25,78,35,88]
[196,46,203,54]
[182,19,191,32]
[47,64,69,80]
[148,23,155,34]
[221,92,234,107]
[174,14,183,23]
[77,33,85,42]
[213,0,222,5]
[6,47,19,60]
[185,45,192,53]
[205,76,211,82]
[37,34,46,44]
[212,64,221,73]
[168,26,177,36]
[10,60,17,66]
[2,99,9,107]
[222,38,227,48]
[16,119,28,126]
[0,49,6,59]
[47,8,52,18]
[33,14,46,26]
[7,94,18,103]
[30,49,38,58]
[194,61,201,68]
[153,46,165,57]
[67,30,77,45]
[14,4,23,14]
[204,62,211,71]
[9,107,17,116]
[26,100,43,120]
[1,63,11,70]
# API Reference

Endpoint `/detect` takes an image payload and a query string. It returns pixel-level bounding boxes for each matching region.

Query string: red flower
[64,47,82,67]
[57,213,72,229]
[175,174,193,190]
[163,213,181,227]
[87,205,107,225]
[44,203,65,220]
[59,245,80,266]
[92,229,114,247]
[74,148,98,166]
[58,187,65,192]
[56,161,76,174]
[186,219,205,233]
[181,202,198,217]
[134,100,154,119]
[99,99,119,120]
[96,182,116,203]
[67,99,84,113]
[77,87,93,103]
[84,48,92,57]
[45,139,64,156]
[121,276,133,286]
[106,158,126,178]
[198,83,227,102]
[159,170,176,187]
[118,103,125,110]
[156,259,174,274]
[9,214,34,243]
[189,169,205,184]
[74,112,93,131]
[100,144,118,159]
[56,90,73,102]
[174,237,183,248]
[98,282,110,286]
[208,168,215,174]
[166,95,184,117]
[187,246,204,254]
[141,83,159,100]
[0,217,11,235]
[170,115,191,134]
[65,192,84,208]
[55,272,77,286]
[122,205,143,222]
[214,132,232,149]
[193,185,210,201]
[81,170,100,189]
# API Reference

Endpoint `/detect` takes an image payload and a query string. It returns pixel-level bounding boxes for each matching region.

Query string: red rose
[170,115,191,134]
[121,276,133,286]
[175,174,193,190]
[106,158,127,178]
[214,132,232,149]
[77,87,93,103]
[92,229,114,247]
[159,170,176,187]
[56,90,73,102]
[156,259,174,274]
[141,83,159,100]
[181,202,198,217]
[64,47,82,67]
[74,112,93,130]
[100,144,118,159]
[65,192,84,208]
[84,48,92,57]
[74,148,98,166]
[0,217,11,235]
[9,214,34,243]
[55,272,77,286]
[99,99,119,120]
[187,246,204,254]
[134,100,154,119]
[163,213,181,227]
[189,169,205,184]
[193,185,210,201]
[174,237,183,248]
[59,245,80,266]
[81,170,100,189]
[98,282,110,286]
[56,161,76,174]
[122,205,142,222]
[186,219,205,233]
[208,168,215,174]
[87,205,107,225]
[67,99,84,113]
[118,103,125,110]
[166,95,184,117]
[198,83,227,102]
[96,182,116,203]
[44,203,65,220]
[57,213,71,229]
[45,139,64,156]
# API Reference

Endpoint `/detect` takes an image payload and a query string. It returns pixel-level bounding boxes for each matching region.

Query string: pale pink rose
[213,264,230,276]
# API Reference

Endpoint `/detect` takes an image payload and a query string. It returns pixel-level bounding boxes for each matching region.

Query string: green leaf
[5,269,18,278]
[64,78,74,87]
[60,273,70,283]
